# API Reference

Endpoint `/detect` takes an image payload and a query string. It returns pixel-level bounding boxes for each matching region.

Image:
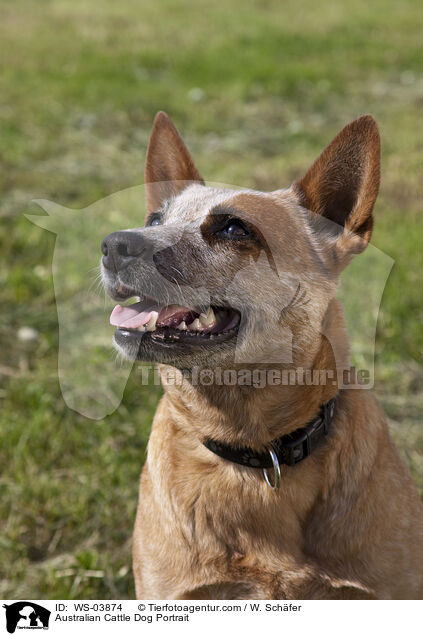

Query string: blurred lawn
[1,0,422,599]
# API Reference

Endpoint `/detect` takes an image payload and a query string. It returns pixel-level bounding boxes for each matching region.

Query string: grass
[1,0,422,598]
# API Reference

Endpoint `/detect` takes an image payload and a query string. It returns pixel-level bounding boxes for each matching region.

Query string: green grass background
[1,0,422,598]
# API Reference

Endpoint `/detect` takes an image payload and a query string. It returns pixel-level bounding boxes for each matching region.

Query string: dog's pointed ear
[294,115,380,261]
[144,111,204,213]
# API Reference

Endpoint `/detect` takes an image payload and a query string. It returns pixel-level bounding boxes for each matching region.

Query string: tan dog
[101,112,423,599]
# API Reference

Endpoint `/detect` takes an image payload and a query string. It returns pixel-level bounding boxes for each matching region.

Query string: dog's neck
[158,299,349,449]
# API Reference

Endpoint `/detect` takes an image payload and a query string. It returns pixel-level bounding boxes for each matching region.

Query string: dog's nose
[101,231,145,272]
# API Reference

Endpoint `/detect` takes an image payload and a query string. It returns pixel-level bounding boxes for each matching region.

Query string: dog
[101,112,423,599]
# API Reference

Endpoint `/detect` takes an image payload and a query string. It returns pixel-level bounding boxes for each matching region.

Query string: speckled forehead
[164,184,251,224]
[164,184,299,229]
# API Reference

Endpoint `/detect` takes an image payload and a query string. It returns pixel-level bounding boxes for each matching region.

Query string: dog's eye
[146,213,162,227]
[221,220,250,238]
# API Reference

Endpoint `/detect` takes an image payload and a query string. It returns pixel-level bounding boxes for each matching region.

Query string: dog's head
[101,112,380,369]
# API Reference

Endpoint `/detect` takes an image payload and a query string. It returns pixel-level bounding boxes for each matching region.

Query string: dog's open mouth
[110,296,240,343]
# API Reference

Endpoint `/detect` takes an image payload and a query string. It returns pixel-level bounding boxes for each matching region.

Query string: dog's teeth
[136,325,145,332]
[200,307,216,327]
[145,311,158,331]
[177,321,187,330]
[189,318,201,331]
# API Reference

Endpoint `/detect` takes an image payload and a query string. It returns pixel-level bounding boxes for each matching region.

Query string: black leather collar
[203,396,337,469]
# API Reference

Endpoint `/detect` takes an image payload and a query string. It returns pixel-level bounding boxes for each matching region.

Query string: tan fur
[126,113,423,599]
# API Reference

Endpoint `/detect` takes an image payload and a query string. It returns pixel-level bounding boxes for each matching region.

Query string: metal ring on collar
[262,445,281,489]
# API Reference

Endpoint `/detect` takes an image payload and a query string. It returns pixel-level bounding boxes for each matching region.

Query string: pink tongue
[110,302,198,329]
[110,301,156,328]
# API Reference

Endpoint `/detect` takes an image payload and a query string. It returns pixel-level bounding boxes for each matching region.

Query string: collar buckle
[280,428,311,466]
